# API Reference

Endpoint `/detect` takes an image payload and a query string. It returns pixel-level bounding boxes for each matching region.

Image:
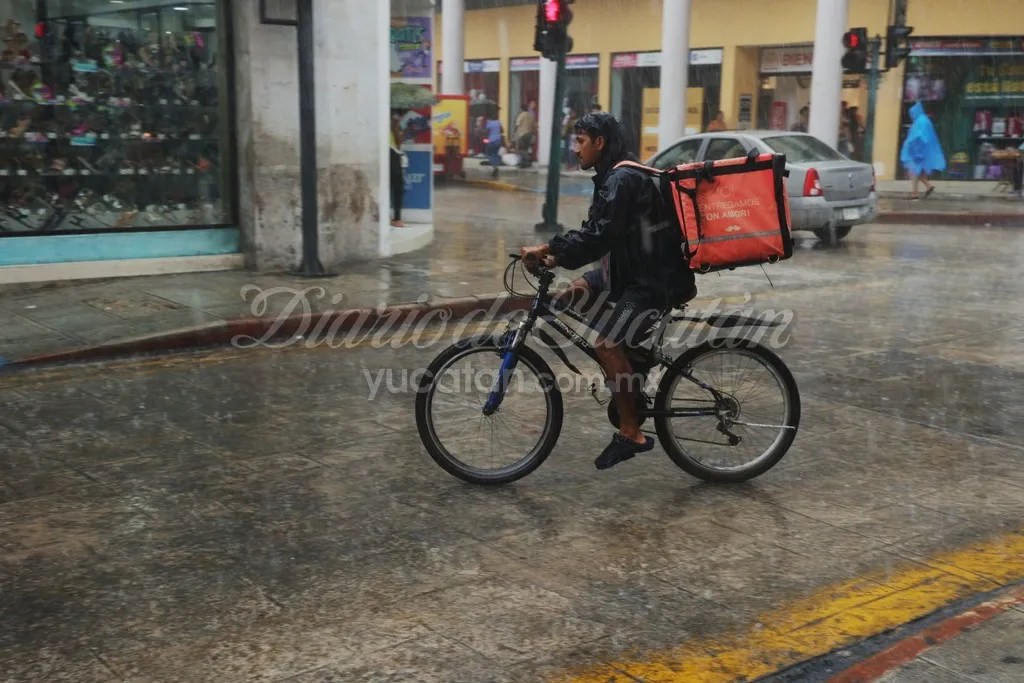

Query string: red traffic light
[545,0,562,23]
[843,31,860,48]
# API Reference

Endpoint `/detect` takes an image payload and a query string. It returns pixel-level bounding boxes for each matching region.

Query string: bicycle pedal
[589,382,612,406]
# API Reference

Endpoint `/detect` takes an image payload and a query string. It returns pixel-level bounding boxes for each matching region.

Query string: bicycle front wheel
[654,340,800,482]
[414,335,563,485]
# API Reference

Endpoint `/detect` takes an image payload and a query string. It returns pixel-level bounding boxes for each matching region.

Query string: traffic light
[841,27,869,74]
[885,24,913,69]
[885,0,913,70]
[533,0,573,60]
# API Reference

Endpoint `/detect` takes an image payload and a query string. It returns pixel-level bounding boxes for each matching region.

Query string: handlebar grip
[509,253,521,259]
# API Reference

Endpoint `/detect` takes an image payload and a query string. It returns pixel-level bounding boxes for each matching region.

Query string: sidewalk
[0,232,528,369]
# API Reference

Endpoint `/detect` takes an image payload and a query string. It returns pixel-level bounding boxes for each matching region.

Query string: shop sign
[611,49,723,69]
[566,54,600,70]
[690,49,723,66]
[466,59,501,73]
[964,61,1024,100]
[612,53,639,69]
[738,94,753,129]
[910,37,1024,56]
[760,45,814,74]
[510,57,540,72]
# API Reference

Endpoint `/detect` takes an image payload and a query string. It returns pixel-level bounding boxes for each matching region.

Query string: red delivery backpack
[616,150,793,273]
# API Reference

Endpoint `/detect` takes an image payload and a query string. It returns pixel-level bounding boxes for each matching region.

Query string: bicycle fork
[482,318,529,416]
[483,268,553,416]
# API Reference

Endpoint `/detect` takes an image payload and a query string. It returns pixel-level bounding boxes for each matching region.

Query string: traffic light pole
[863,35,882,164]
[536,49,568,232]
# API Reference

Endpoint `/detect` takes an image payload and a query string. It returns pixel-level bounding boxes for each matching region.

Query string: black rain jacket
[547,151,696,310]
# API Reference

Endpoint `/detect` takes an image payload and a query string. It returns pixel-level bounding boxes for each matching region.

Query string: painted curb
[874,212,1024,226]
[826,585,1024,683]
[2,294,529,372]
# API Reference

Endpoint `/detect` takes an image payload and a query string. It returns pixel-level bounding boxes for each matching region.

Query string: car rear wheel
[814,225,852,245]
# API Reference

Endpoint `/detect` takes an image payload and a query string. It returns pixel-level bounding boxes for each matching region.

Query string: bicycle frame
[484,258,723,421]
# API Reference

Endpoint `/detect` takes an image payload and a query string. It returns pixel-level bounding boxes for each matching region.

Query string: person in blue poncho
[900,102,946,199]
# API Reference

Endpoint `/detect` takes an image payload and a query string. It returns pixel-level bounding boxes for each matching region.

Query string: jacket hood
[909,101,925,121]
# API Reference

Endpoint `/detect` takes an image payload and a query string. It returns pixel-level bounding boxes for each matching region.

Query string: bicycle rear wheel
[415,335,563,485]
[654,340,800,482]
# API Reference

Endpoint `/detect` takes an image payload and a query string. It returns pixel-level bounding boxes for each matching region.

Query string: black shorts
[578,269,664,348]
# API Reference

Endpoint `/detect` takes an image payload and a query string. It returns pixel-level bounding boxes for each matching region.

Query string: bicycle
[414,254,800,486]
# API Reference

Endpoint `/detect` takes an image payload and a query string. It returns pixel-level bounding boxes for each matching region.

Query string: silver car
[646,130,878,244]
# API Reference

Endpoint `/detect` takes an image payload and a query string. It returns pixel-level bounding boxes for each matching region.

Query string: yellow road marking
[552,529,1024,683]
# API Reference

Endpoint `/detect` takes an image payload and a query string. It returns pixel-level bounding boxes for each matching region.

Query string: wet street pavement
[2,194,1024,681]
[2,182,1022,365]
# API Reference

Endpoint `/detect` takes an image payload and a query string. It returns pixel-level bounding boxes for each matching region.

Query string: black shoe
[595,433,655,470]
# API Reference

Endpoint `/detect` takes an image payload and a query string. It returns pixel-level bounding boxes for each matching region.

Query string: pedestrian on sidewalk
[389,111,406,228]
[901,102,946,200]
[514,103,537,168]
[484,112,504,178]
[563,107,580,170]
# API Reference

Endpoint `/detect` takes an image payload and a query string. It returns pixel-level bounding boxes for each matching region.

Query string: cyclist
[520,112,696,471]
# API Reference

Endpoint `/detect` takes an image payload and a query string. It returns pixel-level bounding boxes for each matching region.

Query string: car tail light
[803,168,823,197]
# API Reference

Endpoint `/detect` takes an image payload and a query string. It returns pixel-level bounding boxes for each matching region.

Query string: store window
[0,1,233,235]
[610,50,722,158]
[564,54,600,117]
[899,38,1024,182]
[508,57,539,161]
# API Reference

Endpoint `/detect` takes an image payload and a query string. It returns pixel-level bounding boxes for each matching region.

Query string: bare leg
[911,172,921,198]
[594,340,646,446]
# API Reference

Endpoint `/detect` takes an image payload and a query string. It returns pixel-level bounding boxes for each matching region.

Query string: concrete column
[441,0,465,94]
[808,0,849,148]
[537,56,558,166]
[233,0,392,271]
[659,0,692,149]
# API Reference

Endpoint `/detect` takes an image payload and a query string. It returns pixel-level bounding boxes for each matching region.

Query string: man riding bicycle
[520,112,696,471]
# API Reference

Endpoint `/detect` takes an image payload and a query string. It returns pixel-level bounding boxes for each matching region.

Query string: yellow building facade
[434,0,1024,181]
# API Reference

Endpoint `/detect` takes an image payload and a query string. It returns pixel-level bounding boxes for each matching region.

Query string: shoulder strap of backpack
[613,160,662,173]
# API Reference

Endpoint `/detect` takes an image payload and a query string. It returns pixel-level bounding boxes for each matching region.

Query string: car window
[703,137,746,161]
[652,139,703,169]
[761,135,845,162]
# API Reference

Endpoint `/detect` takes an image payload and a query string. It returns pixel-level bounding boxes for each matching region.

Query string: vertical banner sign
[390,16,432,79]
[390,15,433,218]
[738,94,753,129]
[771,101,788,130]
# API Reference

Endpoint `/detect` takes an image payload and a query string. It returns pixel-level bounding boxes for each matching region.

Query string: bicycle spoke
[661,347,793,475]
